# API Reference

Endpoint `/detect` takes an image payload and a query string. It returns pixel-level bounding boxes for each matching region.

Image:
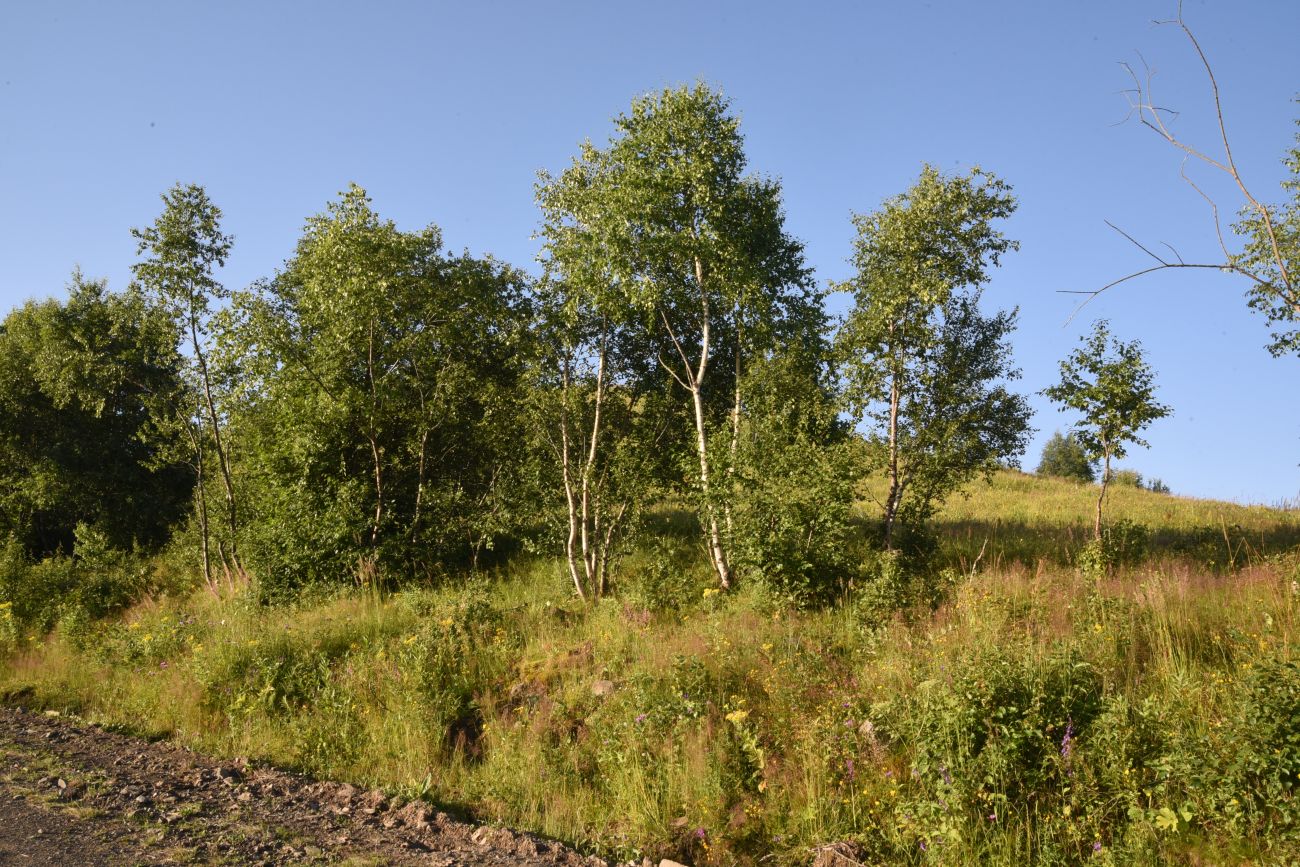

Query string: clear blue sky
[2,0,1298,504]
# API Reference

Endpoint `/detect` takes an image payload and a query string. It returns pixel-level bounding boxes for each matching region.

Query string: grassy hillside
[3,471,1300,865]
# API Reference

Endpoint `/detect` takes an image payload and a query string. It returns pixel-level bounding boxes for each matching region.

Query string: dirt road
[0,706,609,866]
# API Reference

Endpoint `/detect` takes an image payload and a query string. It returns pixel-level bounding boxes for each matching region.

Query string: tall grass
[3,471,1299,864]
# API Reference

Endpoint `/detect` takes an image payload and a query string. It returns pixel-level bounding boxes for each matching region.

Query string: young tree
[836,166,1032,551]
[525,280,677,601]
[1036,431,1097,483]
[536,84,819,589]
[132,184,241,582]
[1042,320,1171,540]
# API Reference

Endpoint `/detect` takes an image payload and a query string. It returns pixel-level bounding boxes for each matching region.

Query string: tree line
[5,79,1288,613]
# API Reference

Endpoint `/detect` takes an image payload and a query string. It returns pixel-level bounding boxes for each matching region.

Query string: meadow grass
[3,471,1300,865]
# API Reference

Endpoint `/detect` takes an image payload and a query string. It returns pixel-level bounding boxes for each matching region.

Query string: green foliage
[884,647,1104,839]
[221,186,533,593]
[397,584,516,753]
[621,536,706,613]
[523,278,681,600]
[0,525,151,634]
[836,165,1032,549]
[1044,320,1171,539]
[1233,659,1300,823]
[0,274,192,557]
[1109,469,1144,488]
[1037,431,1096,483]
[1044,321,1169,471]
[730,351,859,605]
[131,182,243,582]
[131,183,233,326]
[1076,519,1150,575]
[536,83,822,589]
[1233,123,1300,358]
[854,548,958,621]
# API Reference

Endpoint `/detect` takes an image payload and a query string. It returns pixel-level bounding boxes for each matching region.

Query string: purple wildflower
[634,712,648,724]
[1061,719,1076,777]
[988,811,997,821]
[694,828,707,840]
[845,758,855,781]
[1093,841,1103,853]
[940,764,952,786]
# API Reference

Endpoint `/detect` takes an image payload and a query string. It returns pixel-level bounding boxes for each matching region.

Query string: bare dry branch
[1082,2,1296,322]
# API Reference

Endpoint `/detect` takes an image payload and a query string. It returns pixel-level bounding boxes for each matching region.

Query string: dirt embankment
[0,705,611,866]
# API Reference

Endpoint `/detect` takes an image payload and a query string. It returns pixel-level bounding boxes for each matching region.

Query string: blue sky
[2,0,1298,504]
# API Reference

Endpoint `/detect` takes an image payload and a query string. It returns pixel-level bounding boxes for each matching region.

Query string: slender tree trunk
[410,428,428,542]
[368,435,385,549]
[187,418,214,594]
[691,382,731,589]
[558,354,586,601]
[725,307,742,542]
[883,362,902,551]
[365,322,384,550]
[1095,448,1111,541]
[188,308,239,568]
[689,258,733,589]
[579,332,608,589]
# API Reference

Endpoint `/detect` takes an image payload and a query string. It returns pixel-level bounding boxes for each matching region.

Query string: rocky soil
[0,705,613,866]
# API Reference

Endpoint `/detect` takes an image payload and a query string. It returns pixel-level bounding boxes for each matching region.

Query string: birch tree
[1042,320,1170,541]
[1086,3,1299,358]
[836,166,1031,550]
[536,84,816,590]
[132,184,241,581]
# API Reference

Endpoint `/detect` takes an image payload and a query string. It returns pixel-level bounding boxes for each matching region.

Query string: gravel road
[0,705,611,866]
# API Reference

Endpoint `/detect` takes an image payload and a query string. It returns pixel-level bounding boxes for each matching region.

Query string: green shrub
[854,549,958,623]
[1078,520,1150,575]
[1109,469,1144,488]
[1232,659,1300,826]
[1037,431,1096,483]
[622,538,704,613]
[0,526,150,635]
[398,584,516,758]
[881,645,1105,851]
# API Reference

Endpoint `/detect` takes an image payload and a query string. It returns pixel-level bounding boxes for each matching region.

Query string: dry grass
[2,473,1299,864]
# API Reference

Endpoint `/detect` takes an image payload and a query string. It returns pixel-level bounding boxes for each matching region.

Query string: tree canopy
[1043,320,1171,539]
[836,166,1032,550]
[0,273,192,556]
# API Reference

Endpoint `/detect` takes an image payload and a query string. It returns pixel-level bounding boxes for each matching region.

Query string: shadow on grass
[936,518,1300,573]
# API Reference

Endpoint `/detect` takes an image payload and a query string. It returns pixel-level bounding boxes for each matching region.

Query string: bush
[623,537,705,613]
[881,647,1105,849]
[0,525,147,635]
[731,353,860,606]
[1037,431,1096,483]
[1078,519,1150,575]
[1233,659,1300,825]
[1110,468,1144,488]
[854,549,958,622]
